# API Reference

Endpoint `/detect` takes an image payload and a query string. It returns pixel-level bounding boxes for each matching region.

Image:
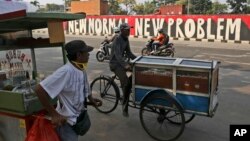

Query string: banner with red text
[65,15,250,42]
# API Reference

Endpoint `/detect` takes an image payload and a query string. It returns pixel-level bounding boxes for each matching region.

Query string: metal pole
[28,30,37,79]
[64,0,66,12]
[187,0,190,14]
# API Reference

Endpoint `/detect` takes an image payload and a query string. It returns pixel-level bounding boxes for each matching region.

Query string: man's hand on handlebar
[125,64,132,71]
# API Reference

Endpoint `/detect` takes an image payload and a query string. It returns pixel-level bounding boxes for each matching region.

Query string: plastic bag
[25,116,60,141]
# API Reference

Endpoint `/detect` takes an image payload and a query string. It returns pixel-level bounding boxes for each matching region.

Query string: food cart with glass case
[0,12,85,141]
[132,56,220,140]
[91,55,220,141]
[133,56,219,117]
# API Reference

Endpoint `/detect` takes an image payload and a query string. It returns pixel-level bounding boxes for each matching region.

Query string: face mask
[72,61,88,71]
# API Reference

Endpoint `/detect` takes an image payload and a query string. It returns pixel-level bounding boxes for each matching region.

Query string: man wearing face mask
[35,40,102,141]
[109,23,137,117]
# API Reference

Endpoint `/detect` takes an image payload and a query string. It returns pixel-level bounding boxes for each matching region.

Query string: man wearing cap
[35,40,102,141]
[109,23,137,117]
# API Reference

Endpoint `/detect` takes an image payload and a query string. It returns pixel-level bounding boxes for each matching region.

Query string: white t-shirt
[40,62,90,125]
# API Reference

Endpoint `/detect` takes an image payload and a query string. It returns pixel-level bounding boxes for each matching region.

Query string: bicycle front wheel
[90,76,120,113]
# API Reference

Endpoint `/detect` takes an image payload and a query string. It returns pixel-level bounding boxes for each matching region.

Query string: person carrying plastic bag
[34,40,102,141]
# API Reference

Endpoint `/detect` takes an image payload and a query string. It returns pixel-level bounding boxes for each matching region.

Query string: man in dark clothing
[104,27,120,56]
[109,23,137,117]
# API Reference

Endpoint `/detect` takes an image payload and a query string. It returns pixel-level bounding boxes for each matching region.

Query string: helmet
[113,27,120,33]
[158,28,164,33]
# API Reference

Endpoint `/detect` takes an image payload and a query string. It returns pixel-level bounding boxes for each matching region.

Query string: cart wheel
[90,76,120,113]
[167,113,195,124]
[140,93,185,141]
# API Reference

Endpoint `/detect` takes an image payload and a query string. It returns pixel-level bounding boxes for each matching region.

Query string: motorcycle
[96,37,130,62]
[96,38,110,62]
[141,39,175,57]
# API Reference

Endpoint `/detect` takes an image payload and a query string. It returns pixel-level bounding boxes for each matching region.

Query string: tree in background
[176,0,190,14]
[108,0,127,15]
[207,1,228,14]
[46,4,64,12]
[226,0,249,14]
[156,0,176,7]
[133,1,155,15]
[190,0,212,14]
[108,0,119,14]
[64,0,71,11]
[175,0,187,5]
[132,3,145,15]
[37,3,64,12]
[30,0,40,8]
[117,0,136,15]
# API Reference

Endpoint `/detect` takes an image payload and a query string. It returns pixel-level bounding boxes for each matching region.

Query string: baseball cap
[65,40,93,54]
[120,23,133,30]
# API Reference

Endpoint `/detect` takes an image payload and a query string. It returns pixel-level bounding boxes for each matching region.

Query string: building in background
[70,0,108,15]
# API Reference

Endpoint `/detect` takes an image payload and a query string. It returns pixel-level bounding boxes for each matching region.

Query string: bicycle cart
[91,56,220,141]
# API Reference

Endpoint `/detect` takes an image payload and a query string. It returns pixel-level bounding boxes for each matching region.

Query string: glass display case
[0,48,64,115]
[132,56,220,117]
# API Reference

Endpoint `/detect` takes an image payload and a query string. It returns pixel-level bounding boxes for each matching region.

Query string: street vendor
[35,40,102,141]
[109,23,137,117]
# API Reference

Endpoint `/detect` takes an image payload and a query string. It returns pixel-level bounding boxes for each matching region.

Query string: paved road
[62,34,250,71]
[35,33,250,71]
[33,34,250,141]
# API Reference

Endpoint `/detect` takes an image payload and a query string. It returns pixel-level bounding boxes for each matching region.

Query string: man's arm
[110,34,118,42]
[88,95,102,107]
[35,84,66,126]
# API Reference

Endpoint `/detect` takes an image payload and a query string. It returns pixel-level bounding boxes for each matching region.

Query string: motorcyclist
[150,28,169,54]
[104,27,120,56]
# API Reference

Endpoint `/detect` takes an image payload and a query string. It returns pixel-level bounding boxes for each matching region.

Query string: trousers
[56,123,78,141]
[112,66,132,112]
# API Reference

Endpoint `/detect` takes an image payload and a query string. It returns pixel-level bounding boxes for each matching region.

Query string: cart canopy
[0,12,85,33]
